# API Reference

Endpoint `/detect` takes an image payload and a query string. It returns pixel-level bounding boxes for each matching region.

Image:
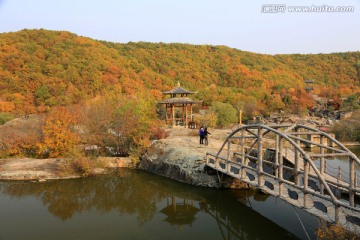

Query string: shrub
[150,125,170,140]
[193,111,217,128]
[332,110,360,142]
[70,158,93,176]
[0,112,15,125]
[0,115,43,157]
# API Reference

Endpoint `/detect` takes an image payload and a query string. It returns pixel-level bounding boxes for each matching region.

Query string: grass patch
[60,157,106,177]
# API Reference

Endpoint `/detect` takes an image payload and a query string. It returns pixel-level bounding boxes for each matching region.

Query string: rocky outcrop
[0,157,133,181]
[140,139,250,189]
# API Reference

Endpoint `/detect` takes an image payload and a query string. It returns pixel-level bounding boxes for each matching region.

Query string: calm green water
[0,169,318,240]
[311,145,360,183]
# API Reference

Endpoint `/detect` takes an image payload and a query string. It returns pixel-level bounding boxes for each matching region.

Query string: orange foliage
[0,101,15,112]
[37,107,79,158]
[0,29,359,117]
[150,89,162,100]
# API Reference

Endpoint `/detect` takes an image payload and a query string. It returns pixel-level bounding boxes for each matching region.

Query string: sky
[0,0,359,54]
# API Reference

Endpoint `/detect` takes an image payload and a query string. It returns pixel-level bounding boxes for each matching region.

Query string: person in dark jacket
[199,127,205,144]
[204,127,211,146]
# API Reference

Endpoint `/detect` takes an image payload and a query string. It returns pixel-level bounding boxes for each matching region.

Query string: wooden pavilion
[159,82,201,128]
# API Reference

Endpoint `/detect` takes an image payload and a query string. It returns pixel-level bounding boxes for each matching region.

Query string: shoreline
[0,157,134,181]
[1,128,358,185]
[0,128,251,189]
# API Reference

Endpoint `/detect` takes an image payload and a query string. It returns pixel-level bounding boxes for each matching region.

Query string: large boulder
[140,139,249,188]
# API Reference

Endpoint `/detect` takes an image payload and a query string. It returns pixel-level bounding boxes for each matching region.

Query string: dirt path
[165,127,231,155]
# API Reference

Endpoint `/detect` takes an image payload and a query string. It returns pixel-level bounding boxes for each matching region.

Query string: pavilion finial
[177,81,180,87]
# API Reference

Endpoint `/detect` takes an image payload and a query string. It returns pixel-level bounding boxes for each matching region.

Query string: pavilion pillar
[165,104,168,125]
[185,104,188,128]
[190,105,193,121]
[182,104,185,126]
[172,104,175,126]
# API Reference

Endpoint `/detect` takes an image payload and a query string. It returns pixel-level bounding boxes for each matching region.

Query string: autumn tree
[0,115,43,157]
[38,107,79,158]
[79,94,158,159]
[79,97,115,155]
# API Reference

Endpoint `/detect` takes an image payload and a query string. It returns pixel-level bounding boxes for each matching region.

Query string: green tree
[210,101,238,128]
[341,94,360,111]
[35,85,51,104]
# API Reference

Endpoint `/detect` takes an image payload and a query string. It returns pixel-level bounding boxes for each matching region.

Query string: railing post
[335,204,340,223]
[215,156,219,169]
[304,160,309,208]
[320,135,325,195]
[294,127,300,185]
[279,138,284,197]
[334,168,342,223]
[258,126,263,188]
[337,167,341,198]
[349,157,355,207]
[355,172,358,189]
[227,160,231,174]
[227,141,231,161]
[240,129,246,179]
[275,135,279,178]
[337,167,341,181]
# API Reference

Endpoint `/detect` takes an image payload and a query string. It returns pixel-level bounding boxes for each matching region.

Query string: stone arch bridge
[206,124,360,234]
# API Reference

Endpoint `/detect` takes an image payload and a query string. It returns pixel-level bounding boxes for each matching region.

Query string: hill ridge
[0,29,359,114]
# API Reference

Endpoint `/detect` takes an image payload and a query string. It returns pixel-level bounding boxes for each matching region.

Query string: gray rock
[140,139,250,189]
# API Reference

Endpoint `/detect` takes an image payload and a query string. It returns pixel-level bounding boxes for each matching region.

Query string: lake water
[0,146,359,240]
[0,170,318,240]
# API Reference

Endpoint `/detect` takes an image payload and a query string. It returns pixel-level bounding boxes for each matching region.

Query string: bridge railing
[206,124,360,231]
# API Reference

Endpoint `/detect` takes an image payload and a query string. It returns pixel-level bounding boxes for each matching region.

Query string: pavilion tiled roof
[158,97,201,105]
[162,86,195,95]
[162,81,196,95]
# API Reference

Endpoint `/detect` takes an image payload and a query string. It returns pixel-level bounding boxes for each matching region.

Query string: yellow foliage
[38,107,79,158]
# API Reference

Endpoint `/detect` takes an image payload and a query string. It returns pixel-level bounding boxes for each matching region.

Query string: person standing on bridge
[204,127,211,146]
[199,126,205,144]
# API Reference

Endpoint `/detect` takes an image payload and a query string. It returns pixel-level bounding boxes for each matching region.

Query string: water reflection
[161,196,199,227]
[0,169,316,240]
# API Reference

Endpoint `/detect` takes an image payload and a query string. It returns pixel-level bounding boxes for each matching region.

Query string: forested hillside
[1,29,359,115]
